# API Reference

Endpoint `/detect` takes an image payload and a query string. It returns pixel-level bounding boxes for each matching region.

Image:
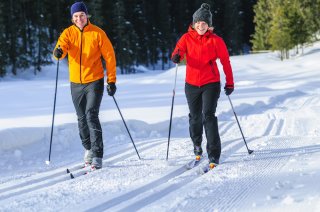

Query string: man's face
[194,21,209,35]
[72,11,88,30]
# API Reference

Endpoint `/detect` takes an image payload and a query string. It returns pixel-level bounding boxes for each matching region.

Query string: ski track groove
[0,174,72,201]
[0,164,82,195]
[177,137,300,211]
[262,119,276,136]
[0,138,166,201]
[115,175,200,212]
[85,135,250,211]
[275,119,285,136]
[219,122,234,136]
[0,124,259,209]
[120,136,257,211]
[86,165,190,211]
[300,96,314,109]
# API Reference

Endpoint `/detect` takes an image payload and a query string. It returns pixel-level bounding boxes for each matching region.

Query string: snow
[1,42,320,211]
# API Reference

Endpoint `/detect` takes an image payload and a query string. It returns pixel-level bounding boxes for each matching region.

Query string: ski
[185,156,203,170]
[67,165,104,179]
[198,163,217,174]
[67,166,91,179]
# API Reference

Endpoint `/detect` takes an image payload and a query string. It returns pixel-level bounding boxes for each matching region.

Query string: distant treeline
[252,0,320,60]
[0,0,258,77]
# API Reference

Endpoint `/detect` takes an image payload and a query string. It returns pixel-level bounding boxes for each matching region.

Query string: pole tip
[248,150,254,154]
[45,160,50,165]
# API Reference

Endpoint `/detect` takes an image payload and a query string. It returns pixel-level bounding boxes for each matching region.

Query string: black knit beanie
[192,3,212,26]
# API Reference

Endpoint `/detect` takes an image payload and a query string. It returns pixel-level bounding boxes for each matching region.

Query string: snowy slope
[0,42,320,211]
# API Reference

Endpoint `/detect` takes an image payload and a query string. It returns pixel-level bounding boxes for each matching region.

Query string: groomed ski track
[1,101,320,212]
[1,42,320,211]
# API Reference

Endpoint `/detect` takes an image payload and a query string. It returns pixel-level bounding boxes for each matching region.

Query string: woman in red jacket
[171,3,234,169]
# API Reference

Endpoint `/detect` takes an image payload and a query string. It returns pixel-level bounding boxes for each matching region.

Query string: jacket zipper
[79,30,83,84]
[198,36,202,87]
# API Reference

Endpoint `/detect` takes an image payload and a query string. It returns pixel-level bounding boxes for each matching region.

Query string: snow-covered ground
[0,42,320,211]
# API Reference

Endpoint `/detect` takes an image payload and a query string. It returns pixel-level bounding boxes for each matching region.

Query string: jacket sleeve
[171,34,187,61]
[100,30,116,84]
[216,37,234,86]
[53,29,69,60]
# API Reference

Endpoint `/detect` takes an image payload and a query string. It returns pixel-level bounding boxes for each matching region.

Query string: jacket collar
[73,19,90,32]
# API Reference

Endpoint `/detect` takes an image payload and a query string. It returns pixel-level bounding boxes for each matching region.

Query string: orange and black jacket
[172,25,234,87]
[53,21,116,84]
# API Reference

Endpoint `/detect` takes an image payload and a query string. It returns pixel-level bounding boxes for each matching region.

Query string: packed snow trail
[165,137,320,211]
[1,92,320,211]
[0,138,166,201]
[1,43,320,211]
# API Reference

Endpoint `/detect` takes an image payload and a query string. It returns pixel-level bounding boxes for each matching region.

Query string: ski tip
[70,173,75,179]
[66,169,70,174]
[203,168,209,174]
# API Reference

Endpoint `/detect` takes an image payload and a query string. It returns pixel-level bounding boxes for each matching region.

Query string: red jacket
[172,26,234,87]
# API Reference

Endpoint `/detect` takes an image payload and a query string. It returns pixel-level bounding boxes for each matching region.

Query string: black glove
[224,84,234,96]
[107,83,117,96]
[171,54,181,63]
[54,48,63,59]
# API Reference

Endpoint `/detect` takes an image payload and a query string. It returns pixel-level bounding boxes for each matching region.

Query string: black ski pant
[71,78,104,158]
[185,82,221,163]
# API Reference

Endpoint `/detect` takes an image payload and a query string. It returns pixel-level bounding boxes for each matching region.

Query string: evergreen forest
[0,0,319,77]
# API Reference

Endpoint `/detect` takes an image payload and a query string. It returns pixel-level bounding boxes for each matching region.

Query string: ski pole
[112,96,141,160]
[166,63,179,160]
[46,46,61,165]
[227,95,254,154]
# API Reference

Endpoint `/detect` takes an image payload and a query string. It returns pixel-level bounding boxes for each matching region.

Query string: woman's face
[194,21,209,35]
[72,11,88,30]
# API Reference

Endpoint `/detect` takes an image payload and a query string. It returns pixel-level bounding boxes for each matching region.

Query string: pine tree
[87,0,104,27]
[156,0,172,70]
[286,0,310,54]
[268,1,293,60]
[125,1,149,67]
[170,1,193,38]
[242,0,257,53]
[111,0,138,74]
[251,0,273,51]
[7,0,18,75]
[0,1,7,77]
[223,0,244,55]
[210,0,225,37]
[137,1,167,70]
[18,0,34,71]
[301,0,320,41]
[0,0,262,77]
[34,0,53,74]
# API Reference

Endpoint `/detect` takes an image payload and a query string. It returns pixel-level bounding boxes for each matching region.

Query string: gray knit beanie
[192,3,212,26]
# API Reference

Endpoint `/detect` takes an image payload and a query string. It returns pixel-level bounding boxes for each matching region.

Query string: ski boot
[90,157,102,171]
[208,158,219,170]
[83,149,93,168]
[194,145,203,156]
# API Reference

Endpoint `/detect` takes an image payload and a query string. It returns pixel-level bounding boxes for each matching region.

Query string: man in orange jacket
[171,3,234,170]
[53,2,116,170]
